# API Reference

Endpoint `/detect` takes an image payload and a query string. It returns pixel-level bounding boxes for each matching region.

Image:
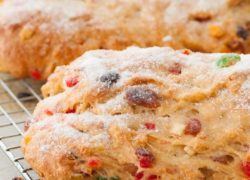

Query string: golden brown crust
[22,47,250,179]
[0,0,250,79]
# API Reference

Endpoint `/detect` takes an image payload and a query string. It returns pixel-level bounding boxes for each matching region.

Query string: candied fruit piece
[136,148,154,168]
[31,69,42,80]
[144,122,156,130]
[65,76,79,87]
[216,54,241,68]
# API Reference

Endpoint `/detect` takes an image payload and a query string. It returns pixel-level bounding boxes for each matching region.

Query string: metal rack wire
[0,73,42,180]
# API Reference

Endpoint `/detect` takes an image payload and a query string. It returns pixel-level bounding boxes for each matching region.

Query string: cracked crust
[22,47,250,179]
[0,0,250,79]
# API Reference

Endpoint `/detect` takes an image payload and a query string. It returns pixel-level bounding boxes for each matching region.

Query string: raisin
[237,26,249,40]
[136,148,154,168]
[191,12,211,22]
[226,39,244,51]
[100,72,120,87]
[125,87,160,108]
[212,155,234,164]
[184,118,201,136]
[168,63,182,75]
[17,92,32,99]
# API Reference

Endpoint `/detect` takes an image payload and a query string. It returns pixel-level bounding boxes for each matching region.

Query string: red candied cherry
[30,69,42,80]
[241,161,250,177]
[134,171,144,180]
[86,158,102,168]
[66,108,76,114]
[65,76,79,87]
[147,174,159,180]
[45,109,53,116]
[184,118,201,136]
[144,122,156,130]
[136,148,154,168]
[182,49,190,55]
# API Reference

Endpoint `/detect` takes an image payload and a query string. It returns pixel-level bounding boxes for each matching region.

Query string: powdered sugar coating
[23,47,250,179]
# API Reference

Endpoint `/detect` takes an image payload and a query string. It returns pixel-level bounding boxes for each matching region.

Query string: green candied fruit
[96,176,108,180]
[110,176,120,180]
[216,54,241,68]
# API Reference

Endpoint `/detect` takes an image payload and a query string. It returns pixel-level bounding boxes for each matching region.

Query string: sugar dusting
[0,0,87,32]
[31,47,249,156]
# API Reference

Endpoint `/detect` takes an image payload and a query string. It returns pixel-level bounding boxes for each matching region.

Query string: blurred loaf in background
[0,0,249,79]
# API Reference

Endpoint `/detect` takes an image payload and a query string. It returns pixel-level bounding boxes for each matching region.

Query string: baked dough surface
[22,47,250,179]
[0,0,250,79]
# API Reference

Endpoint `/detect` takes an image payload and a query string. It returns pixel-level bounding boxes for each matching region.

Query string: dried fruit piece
[24,136,31,145]
[45,109,53,116]
[125,87,160,108]
[144,122,156,130]
[212,155,234,164]
[168,63,182,75]
[237,26,249,40]
[86,158,102,168]
[136,148,154,168]
[216,54,241,68]
[31,69,42,80]
[226,39,244,51]
[191,12,211,22]
[241,161,250,177]
[147,175,159,180]
[208,25,224,38]
[134,171,144,180]
[66,108,76,114]
[184,118,201,136]
[182,49,190,55]
[100,72,120,87]
[65,76,79,87]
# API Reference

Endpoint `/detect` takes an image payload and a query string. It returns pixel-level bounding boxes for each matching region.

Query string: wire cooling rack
[0,73,42,180]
